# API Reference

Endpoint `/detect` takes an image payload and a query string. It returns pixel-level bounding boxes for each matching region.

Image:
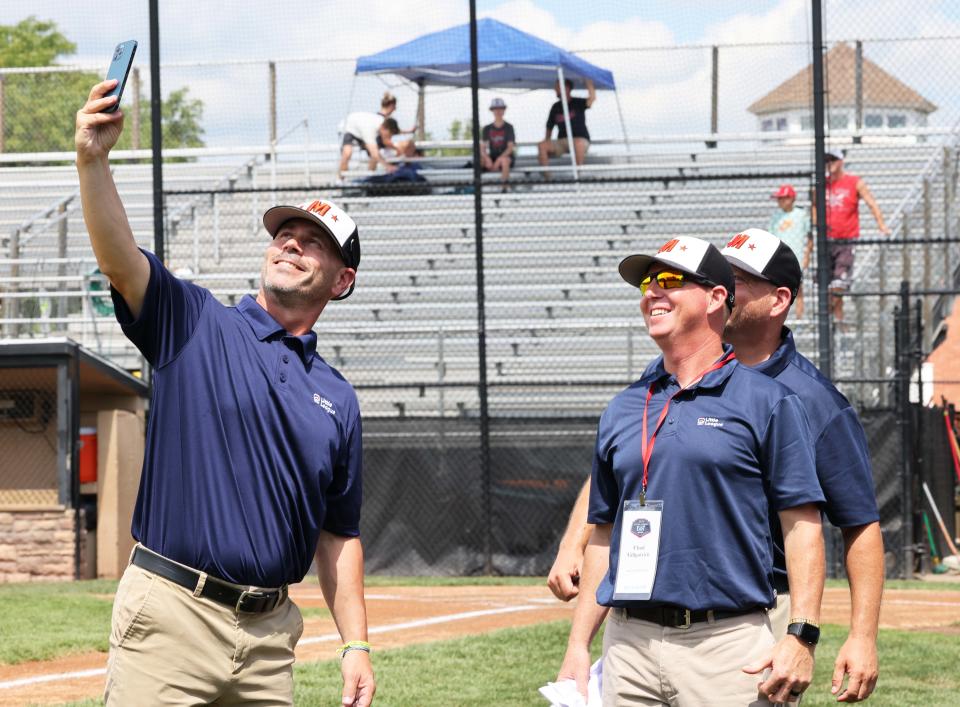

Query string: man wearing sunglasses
[557,236,825,705]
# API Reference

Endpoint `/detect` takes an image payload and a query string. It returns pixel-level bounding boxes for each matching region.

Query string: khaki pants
[602,608,775,707]
[105,562,304,706]
[768,593,791,640]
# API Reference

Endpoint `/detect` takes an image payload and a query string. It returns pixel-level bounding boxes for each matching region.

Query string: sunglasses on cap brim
[639,270,713,295]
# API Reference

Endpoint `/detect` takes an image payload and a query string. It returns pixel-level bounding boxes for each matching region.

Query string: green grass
[293,620,603,707]
[47,616,960,706]
[0,580,116,664]
[4,573,957,673]
[291,621,960,707]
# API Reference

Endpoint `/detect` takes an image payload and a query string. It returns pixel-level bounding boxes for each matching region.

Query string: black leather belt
[623,605,758,628]
[132,546,287,614]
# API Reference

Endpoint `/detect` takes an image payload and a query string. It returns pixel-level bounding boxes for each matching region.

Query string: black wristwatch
[787,621,821,646]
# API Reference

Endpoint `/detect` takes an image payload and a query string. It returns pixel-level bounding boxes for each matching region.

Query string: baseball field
[0,576,958,706]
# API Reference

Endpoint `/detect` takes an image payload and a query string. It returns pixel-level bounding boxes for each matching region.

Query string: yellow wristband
[787,617,820,628]
[337,640,371,658]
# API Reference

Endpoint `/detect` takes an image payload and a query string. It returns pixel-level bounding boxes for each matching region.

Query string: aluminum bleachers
[2,138,955,414]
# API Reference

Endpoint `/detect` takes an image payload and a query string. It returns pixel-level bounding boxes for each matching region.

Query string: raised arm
[316,531,375,707]
[74,80,150,318]
[584,79,597,108]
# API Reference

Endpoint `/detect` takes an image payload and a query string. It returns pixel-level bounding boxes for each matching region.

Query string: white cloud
[4,0,959,148]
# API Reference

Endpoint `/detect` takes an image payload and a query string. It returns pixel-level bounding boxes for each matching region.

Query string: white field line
[299,604,543,645]
[0,603,546,690]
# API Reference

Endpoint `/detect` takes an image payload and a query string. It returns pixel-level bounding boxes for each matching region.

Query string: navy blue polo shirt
[589,347,824,611]
[755,329,879,584]
[112,251,363,587]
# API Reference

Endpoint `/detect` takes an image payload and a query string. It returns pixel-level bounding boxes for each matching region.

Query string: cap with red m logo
[618,235,736,310]
[262,198,360,300]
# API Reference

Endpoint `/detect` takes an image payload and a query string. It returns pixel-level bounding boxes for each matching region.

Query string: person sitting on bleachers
[538,78,595,178]
[481,97,516,188]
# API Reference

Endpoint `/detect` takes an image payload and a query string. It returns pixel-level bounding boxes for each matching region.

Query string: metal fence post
[6,227,20,338]
[437,328,446,418]
[57,201,68,320]
[922,179,932,347]
[944,147,954,287]
[877,246,887,401]
[854,40,863,143]
[895,281,914,578]
[901,212,911,283]
[708,46,719,148]
[269,61,277,189]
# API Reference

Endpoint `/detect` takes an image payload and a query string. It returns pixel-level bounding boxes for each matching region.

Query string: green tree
[0,16,74,66]
[0,16,204,155]
[422,117,474,157]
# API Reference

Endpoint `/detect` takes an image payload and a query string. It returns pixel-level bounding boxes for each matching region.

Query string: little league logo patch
[631,518,651,539]
[697,416,723,428]
[313,393,336,415]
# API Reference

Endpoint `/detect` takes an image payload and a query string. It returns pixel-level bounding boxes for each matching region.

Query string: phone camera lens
[113,46,123,60]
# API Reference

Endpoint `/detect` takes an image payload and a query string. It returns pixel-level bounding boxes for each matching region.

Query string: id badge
[613,499,663,601]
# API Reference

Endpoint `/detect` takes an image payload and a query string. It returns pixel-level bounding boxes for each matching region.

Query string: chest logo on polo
[630,518,651,539]
[313,393,336,416]
[697,416,723,428]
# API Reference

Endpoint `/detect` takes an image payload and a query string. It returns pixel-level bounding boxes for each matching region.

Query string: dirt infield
[1,584,958,706]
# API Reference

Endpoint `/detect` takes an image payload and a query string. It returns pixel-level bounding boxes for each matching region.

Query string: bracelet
[787,617,820,628]
[337,640,371,659]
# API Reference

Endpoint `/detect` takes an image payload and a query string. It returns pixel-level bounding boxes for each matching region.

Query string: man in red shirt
[819,148,891,321]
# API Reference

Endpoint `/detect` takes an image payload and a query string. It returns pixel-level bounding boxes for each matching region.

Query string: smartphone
[101,40,138,113]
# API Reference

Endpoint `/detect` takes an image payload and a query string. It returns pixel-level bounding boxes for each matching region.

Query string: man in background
[819,148,891,322]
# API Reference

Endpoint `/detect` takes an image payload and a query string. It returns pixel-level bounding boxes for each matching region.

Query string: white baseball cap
[262,198,360,300]
[720,228,802,301]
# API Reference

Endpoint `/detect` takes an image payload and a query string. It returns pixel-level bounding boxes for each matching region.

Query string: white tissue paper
[538,659,602,706]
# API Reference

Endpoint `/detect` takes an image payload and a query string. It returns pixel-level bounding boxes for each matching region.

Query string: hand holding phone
[101,40,138,113]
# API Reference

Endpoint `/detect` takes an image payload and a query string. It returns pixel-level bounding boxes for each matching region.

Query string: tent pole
[416,80,425,141]
[557,66,579,181]
[345,73,358,119]
[614,88,632,160]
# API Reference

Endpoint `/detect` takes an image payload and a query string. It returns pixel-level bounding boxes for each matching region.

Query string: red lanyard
[640,351,735,502]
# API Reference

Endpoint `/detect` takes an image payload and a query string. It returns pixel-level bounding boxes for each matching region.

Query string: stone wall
[0,507,77,583]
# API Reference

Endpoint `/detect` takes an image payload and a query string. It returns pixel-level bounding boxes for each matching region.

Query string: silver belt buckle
[236,589,269,613]
[677,609,691,629]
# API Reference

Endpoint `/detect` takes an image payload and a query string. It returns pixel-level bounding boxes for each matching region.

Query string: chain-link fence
[2,3,960,576]
[0,370,58,507]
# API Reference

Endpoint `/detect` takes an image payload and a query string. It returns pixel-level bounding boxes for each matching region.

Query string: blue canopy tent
[354,18,626,178]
